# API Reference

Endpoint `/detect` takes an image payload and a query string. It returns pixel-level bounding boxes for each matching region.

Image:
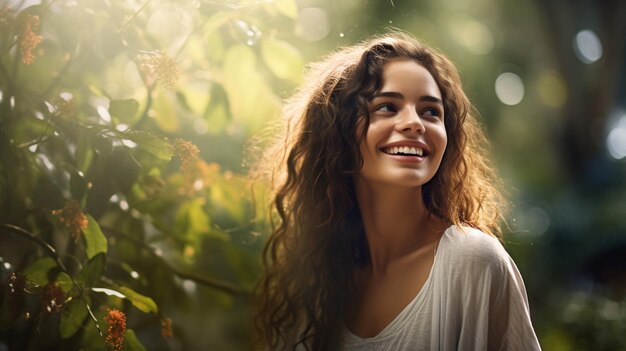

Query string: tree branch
[0,223,70,274]
[101,226,249,297]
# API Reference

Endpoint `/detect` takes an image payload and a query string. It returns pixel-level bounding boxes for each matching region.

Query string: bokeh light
[296,7,330,42]
[1,1,625,349]
[449,14,494,55]
[96,105,111,123]
[183,279,197,295]
[526,207,551,236]
[537,69,567,107]
[495,72,524,105]
[607,113,626,160]
[573,29,603,64]
[515,206,551,237]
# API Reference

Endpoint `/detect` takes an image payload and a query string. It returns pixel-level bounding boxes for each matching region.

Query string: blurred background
[0,0,625,350]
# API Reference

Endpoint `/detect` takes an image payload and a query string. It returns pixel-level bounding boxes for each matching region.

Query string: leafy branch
[0,223,105,338]
[0,0,302,348]
[102,226,249,296]
[0,223,71,275]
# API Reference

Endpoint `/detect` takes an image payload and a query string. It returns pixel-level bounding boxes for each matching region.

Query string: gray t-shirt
[340,225,541,351]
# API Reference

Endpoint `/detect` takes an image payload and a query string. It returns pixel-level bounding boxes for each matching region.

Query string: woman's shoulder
[439,225,511,270]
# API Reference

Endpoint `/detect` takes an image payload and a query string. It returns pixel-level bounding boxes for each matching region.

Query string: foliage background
[0,0,625,350]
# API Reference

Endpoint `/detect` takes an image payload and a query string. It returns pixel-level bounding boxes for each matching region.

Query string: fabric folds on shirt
[340,225,542,351]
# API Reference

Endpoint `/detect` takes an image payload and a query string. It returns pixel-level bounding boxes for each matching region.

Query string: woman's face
[356,58,447,189]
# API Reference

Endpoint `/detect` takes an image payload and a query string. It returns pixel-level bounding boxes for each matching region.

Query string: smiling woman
[358,59,447,188]
[254,32,541,350]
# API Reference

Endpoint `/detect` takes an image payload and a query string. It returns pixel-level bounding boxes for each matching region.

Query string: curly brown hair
[253,32,506,350]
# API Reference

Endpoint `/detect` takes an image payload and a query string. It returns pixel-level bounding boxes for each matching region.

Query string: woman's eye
[374,103,396,113]
[421,108,442,117]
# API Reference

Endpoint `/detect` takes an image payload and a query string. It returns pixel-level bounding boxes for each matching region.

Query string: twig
[0,223,70,274]
[101,226,249,296]
[16,136,50,149]
[118,0,153,33]
[85,302,104,337]
[168,265,244,296]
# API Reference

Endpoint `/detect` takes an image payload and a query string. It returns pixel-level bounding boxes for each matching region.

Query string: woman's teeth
[383,146,424,156]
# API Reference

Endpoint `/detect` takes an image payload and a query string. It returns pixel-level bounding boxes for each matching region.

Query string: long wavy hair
[253,32,506,350]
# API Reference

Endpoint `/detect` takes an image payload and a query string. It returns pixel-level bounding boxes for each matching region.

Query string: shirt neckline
[343,225,453,344]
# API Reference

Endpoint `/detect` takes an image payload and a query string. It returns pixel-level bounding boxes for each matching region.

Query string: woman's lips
[379,140,431,159]
[381,145,424,156]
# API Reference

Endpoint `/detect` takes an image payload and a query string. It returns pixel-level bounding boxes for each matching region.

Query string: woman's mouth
[381,146,427,157]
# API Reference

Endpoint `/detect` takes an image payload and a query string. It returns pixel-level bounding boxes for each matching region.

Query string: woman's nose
[396,108,425,134]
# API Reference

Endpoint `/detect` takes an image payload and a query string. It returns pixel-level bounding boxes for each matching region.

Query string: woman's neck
[355,180,445,273]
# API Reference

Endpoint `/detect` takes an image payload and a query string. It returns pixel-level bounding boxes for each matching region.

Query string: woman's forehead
[377,59,442,99]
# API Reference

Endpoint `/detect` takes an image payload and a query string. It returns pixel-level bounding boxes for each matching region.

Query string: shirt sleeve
[449,229,542,351]
[486,251,542,351]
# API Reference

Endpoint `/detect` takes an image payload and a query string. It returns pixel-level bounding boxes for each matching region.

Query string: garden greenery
[0,0,303,349]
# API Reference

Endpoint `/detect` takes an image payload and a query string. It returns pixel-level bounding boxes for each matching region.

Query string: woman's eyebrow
[374,91,404,99]
[374,91,443,105]
[420,95,443,105]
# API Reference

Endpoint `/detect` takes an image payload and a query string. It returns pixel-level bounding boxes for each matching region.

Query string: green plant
[0,0,303,349]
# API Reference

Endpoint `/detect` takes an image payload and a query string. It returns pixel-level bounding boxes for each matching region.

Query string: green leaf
[124,329,147,351]
[203,84,230,134]
[92,287,157,314]
[91,287,125,298]
[223,44,256,83]
[261,37,304,82]
[119,286,158,314]
[23,257,57,286]
[175,197,210,242]
[78,253,106,287]
[83,215,108,259]
[9,116,55,146]
[60,297,89,338]
[203,12,233,34]
[75,132,94,174]
[77,307,107,350]
[179,82,210,116]
[91,286,157,314]
[222,45,281,133]
[92,132,114,157]
[56,272,74,294]
[205,31,225,63]
[109,99,139,123]
[152,87,179,132]
[204,101,229,134]
[124,131,172,161]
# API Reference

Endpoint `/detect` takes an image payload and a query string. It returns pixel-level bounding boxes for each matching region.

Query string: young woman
[254,32,541,350]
